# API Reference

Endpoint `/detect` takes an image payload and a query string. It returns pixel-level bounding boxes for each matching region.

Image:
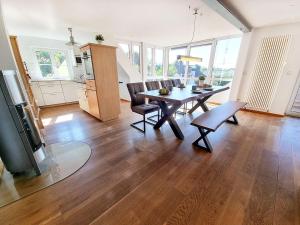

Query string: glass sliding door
[146,48,153,77]
[132,44,141,72]
[154,49,163,77]
[211,37,242,86]
[187,44,212,84]
[168,47,187,78]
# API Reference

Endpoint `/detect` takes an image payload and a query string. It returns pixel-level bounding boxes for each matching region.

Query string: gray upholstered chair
[172,79,181,87]
[145,80,162,122]
[160,80,174,89]
[145,80,160,91]
[127,82,159,133]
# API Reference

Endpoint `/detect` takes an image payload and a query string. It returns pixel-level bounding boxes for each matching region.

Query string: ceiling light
[65,27,78,46]
[177,8,202,62]
[178,55,202,62]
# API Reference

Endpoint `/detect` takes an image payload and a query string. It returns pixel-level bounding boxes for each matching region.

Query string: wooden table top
[138,86,229,104]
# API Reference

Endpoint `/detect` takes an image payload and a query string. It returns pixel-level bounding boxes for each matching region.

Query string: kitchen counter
[31,79,85,84]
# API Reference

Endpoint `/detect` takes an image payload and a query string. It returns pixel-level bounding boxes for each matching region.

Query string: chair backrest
[160,80,173,88]
[145,81,160,91]
[127,82,145,107]
[171,79,181,87]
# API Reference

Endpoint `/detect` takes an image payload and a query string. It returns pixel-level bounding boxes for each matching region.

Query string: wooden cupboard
[79,44,120,121]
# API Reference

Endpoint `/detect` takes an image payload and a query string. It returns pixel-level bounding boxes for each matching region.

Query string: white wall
[17,35,122,83]
[17,36,78,81]
[0,3,15,70]
[234,23,300,115]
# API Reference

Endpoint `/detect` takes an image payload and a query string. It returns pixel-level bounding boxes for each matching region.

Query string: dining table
[137,85,229,140]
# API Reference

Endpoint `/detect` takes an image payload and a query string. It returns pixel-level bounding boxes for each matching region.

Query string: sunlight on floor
[55,114,74,124]
[42,114,74,126]
[42,118,52,126]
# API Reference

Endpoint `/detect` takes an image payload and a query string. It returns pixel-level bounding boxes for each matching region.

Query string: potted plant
[198,75,206,87]
[95,34,104,44]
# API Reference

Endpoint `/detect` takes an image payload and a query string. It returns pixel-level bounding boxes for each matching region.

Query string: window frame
[166,34,242,86]
[33,48,72,80]
[117,40,143,75]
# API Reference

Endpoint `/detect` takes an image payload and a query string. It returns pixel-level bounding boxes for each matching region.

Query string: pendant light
[178,8,202,62]
[65,27,78,46]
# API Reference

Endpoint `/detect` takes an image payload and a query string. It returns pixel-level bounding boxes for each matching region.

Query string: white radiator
[246,35,292,111]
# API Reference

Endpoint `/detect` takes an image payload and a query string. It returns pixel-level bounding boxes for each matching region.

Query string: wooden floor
[0,102,300,225]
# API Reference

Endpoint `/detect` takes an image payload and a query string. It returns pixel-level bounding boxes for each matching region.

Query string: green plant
[95,34,104,41]
[199,75,206,81]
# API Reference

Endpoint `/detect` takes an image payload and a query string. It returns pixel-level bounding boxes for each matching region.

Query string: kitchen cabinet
[61,82,81,103]
[30,83,44,106]
[78,88,89,112]
[79,43,120,121]
[87,89,100,119]
[43,92,65,105]
[39,83,63,94]
[30,81,84,107]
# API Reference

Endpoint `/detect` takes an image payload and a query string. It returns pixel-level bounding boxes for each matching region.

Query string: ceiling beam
[202,0,251,33]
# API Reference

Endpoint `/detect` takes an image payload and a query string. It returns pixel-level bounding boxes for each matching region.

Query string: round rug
[0,141,91,208]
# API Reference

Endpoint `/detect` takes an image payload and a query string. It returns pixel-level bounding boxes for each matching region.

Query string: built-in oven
[82,49,95,80]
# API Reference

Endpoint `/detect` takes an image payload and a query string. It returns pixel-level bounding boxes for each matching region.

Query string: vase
[96,40,103,44]
[199,80,205,87]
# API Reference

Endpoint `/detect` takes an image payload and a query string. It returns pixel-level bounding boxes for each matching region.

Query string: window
[168,47,187,77]
[36,50,53,77]
[154,49,163,77]
[35,49,70,79]
[132,45,141,72]
[146,48,153,77]
[187,44,212,83]
[118,43,130,58]
[211,37,241,86]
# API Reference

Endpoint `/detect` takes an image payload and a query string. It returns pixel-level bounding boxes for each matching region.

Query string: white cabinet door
[43,93,65,105]
[78,89,89,112]
[62,83,81,103]
[30,84,45,106]
[39,84,63,93]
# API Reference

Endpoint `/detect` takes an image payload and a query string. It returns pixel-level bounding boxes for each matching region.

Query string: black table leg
[226,114,239,125]
[188,95,211,114]
[154,101,184,140]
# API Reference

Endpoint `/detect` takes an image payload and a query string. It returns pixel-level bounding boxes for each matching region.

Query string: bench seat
[191,101,247,152]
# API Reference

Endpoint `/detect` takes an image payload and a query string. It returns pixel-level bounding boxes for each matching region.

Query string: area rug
[0,141,91,208]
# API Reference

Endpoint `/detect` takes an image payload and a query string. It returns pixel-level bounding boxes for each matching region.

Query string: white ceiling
[1,0,241,46]
[222,0,300,28]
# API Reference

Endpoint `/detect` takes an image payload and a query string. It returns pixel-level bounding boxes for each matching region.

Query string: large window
[212,37,242,86]
[146,47,153,77]
[118,43,130,58]
[132,45,141,72]
[168,47,187,77]
[154,49,163,77]
[187,44,212,82]
[35,49,70,79]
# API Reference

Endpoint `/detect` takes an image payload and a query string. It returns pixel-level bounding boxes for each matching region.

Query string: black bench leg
[192,127,213,153]
[226,114,239,125]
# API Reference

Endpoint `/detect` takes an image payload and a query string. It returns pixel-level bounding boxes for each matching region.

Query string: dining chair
[160,80,174,89]
[145,80,162,122]
[171,79,181,87]
[127,82,160,133]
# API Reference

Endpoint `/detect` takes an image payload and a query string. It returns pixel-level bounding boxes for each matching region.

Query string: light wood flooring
[0,102,299,225]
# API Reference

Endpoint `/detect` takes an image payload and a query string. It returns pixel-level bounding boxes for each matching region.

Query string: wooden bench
[190,101,247,152]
